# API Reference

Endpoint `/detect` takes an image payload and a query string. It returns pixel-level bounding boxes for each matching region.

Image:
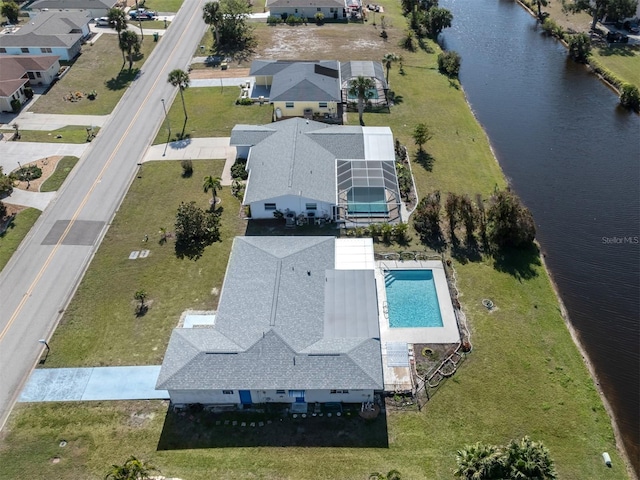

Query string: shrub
[267,15,283,24]
[230,160,248,180]
[0,167,13,196]
[400,30,416,52]
[286,15,304,25]
[10,99,21,113]
[567,33,591,63]
[619,83,640,112]
[14,165,42,181]
[487,189,536,249]
[314,12,324,24]
[541,17,564,40]
[181,159,193,177]
[235,97,253,105]
[437,51,461,78]
[413,191,442,241]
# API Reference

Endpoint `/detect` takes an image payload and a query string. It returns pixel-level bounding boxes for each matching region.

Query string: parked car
[94,17,112,26]
[129,9,156,20]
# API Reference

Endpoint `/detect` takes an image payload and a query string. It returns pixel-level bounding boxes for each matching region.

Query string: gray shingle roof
[157,236,383,391]
[29,0,114,10]
[231,118,338,205]
[0,11,88,48]
[250,60,341,102]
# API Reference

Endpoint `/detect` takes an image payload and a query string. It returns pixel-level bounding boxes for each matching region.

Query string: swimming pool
[384,269,443,328]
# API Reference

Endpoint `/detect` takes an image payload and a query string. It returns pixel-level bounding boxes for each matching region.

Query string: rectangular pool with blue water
[385,269,443,328]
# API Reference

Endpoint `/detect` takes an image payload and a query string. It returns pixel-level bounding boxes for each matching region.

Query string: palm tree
[107,8,127,66]
[167,69,190,137]
[369,470,402,480]
[504,436,557,480]
[348,76,376,126]
[119,30,140,71]
[382,52,399,84]
[203,175,222,207]
[534,0,548,20]
[134,289,147,312]
[203,1,222,49]
[454,442,503,479]
[105,455,156,480]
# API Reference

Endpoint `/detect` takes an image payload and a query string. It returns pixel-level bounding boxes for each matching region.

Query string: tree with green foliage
[133,289,147,314]
[174,201,221,260]
[563,0,637,31]
[1,1,19,24]
[105,456,156,480]
[454,442,503,479]
[535,0,548,19]
[445,192,460,238]
[119,30,141,70]
[382,52,400,84]
[217,0,255,52]
[0,167,13,197]
[412,123,432,151]
[203,1,222,49]
[459,194,478,243]
[437,50,461,77]
[108,8,128,66]
[503,436,557,479]
[424,6,453,39]
[167,69,190,135]
[203,175,222,207]
[348,76,376,126]
[0,200,6,220]
[487,189,536,249]
[413,190,442,242]
[619,83,640,111]
[567,33,591,63]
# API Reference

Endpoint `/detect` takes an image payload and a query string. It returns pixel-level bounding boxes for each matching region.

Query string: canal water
[440,0,640,473]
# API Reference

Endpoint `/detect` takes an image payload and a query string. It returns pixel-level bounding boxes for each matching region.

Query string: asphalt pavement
[0,0,210,431]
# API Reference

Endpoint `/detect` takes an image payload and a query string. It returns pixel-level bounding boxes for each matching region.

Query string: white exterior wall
[0,46,76,61]
[248,194,333,219]
[274,100,339,119]
[0,85,27,112]
[168,388,375,405]
[270,6,346,19]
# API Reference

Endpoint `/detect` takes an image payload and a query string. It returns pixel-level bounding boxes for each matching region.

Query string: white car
[94,17,111,26]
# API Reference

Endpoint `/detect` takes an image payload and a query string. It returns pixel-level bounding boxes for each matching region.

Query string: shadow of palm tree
[415,150,435,171]
[105,69,141,91]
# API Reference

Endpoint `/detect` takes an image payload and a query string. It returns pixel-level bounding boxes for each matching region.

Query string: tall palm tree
[167,69,190,136]
[382,52,399,84]
[107,8,128,66]
[119,30,140,71]
[203,175,222,207]
[203,1,222,49]
[348,76,376,126]
[105,455,156,480]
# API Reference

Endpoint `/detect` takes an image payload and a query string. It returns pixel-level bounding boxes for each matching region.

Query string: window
[330,7,334,12]
[0,48,6,53]
[317,7,321,11]
[285,102,294,108]
[294,8,298,12]
[319,102,328,108]
[276,390,286,394]
[330,389,349,394]
[305,203,317,211]
[36,72,42,78]
[21,48,29,53]
[222,390,234,395]
[264,203,276,211]
[40,47,52,53]
[27,72,35,79]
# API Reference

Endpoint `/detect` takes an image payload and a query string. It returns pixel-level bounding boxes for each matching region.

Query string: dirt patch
[189,67,251,79]
[11,156,64,192]
[412,343,458,379]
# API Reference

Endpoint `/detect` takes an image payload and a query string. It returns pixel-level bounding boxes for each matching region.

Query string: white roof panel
[335,238,375,270]
[363,127,394,160]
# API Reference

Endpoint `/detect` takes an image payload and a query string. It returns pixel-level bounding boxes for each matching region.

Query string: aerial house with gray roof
[230,117,402,226]
[156,236,384,407]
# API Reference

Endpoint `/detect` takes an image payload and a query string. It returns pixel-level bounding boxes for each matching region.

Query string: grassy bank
[591,46,640,88]
[0,208,41,272]
[40,156,80,192]
[30,35,155,115]
[0,4,630,479]
[153,87,273,144]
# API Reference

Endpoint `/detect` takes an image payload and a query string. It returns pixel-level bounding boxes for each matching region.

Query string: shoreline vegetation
[0,2,634,479]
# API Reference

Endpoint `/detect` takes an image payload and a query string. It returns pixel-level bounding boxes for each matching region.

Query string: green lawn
[43,159,246,367]
[30,35,155,115]
[0,208,41,272]
[0,127,99,144]
[153,88,273,144]
[592,45,640,88]
[143,0,183,13]
[0,2,631,478]
[40,156,80,192]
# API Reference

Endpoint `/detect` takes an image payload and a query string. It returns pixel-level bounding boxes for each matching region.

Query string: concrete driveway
[0,112,108,131]
[4,189,57,210]
[19,366,168,402]
[0,141,88,173]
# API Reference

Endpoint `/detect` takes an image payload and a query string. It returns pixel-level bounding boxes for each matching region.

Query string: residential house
[27,0,118,19]
[250,60,342,121]
[0,55,60,112]
[156,236,383,407]
[267,0,347,21]
[230,117,402,225]
[0,11,91,61]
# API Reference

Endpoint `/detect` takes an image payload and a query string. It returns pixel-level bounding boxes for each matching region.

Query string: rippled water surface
[440,0,640,472]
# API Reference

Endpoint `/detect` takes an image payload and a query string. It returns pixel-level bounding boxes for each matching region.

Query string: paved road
[0,0,208,430]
